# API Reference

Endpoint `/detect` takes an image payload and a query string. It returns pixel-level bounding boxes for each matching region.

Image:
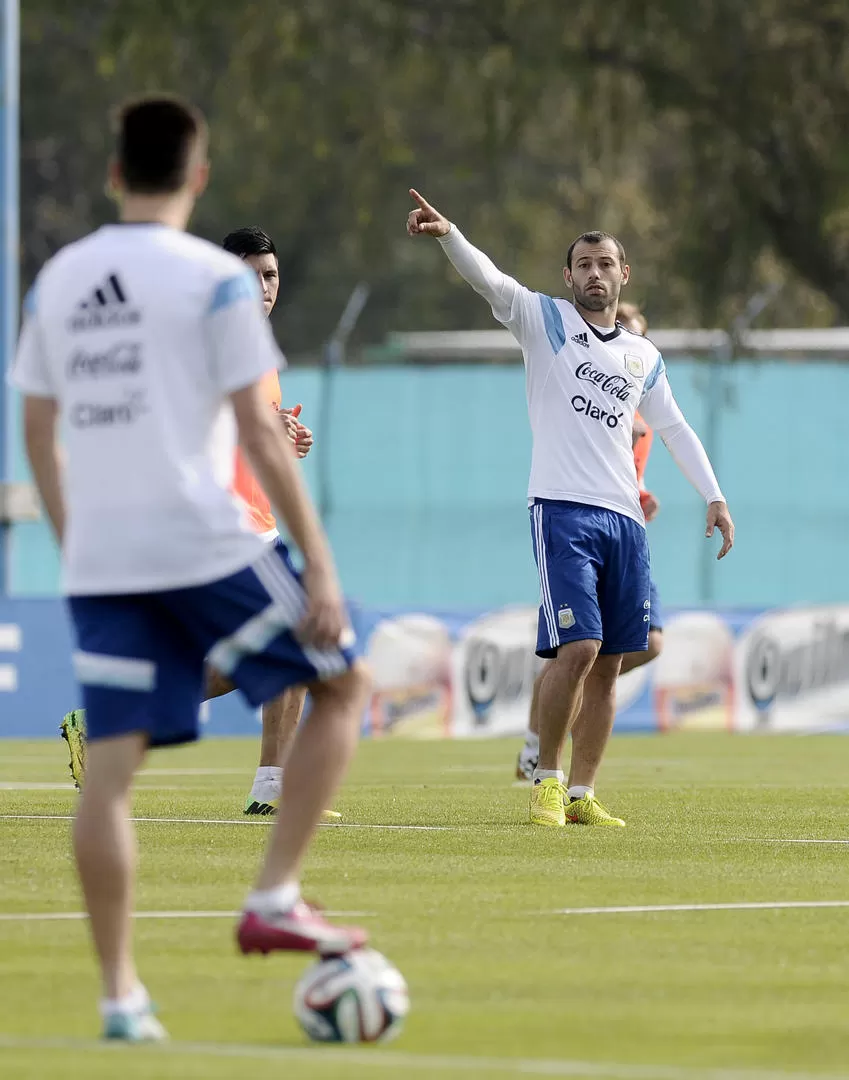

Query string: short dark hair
[115,95,206,195]
[222,226,278,262]
[566,231,626,270]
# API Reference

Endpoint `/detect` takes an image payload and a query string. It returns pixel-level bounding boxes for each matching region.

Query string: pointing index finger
[409,188,431,211]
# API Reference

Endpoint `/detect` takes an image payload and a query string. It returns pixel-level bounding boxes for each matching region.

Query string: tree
[19,0,849,355]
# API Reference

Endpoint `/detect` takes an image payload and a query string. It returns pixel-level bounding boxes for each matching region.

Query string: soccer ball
[293,948,409,1043]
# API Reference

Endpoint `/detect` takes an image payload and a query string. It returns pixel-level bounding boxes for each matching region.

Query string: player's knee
[646,630,663,663]
[83,733,147,798]
[342,661,372,707]
[553,639,599,679]
[312,661,371,709]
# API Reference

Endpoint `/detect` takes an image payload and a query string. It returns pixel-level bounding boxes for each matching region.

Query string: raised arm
[639,360,735,559]
[406,189,532,334]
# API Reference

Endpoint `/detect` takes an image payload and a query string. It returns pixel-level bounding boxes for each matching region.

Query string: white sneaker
[103,1007,168,1042]
[515,742,539,782]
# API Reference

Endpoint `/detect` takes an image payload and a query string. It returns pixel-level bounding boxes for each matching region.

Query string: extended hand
[407,189,451,238]
[279,404,302,449]
[641,492,660,523]
[706,500,734,559]
[294,423,313,459]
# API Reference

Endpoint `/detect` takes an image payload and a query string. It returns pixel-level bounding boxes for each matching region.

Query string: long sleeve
[639,365,725,505]
[437,226,539,347]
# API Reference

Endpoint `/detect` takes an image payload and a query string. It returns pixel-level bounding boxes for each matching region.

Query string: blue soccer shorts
[648,578,664,633]
[530,499,651,659]
[67,539,359,748]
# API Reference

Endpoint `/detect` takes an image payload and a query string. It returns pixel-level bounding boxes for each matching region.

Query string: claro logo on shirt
[67,342,143,379]
[571,394,622,429]
[70,391,149,428]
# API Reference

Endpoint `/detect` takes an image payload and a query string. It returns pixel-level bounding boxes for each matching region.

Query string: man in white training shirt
[10,95,370,1041]
[406,189,734,829]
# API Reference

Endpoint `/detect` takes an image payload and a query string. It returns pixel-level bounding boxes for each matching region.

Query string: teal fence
[8,360,848,609]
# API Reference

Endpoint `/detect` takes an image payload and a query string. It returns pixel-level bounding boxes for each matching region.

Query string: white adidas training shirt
[438,227,723,524]
[9,223,283,595]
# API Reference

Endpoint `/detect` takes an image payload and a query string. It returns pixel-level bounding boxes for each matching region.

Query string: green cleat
[243,795,342,822]
[243,794,277,816]
[529,777,566,827]
[60,709,87,791]
[564,793,626,827]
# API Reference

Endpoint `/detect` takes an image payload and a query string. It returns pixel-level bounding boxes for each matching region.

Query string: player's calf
[238,663,370,956]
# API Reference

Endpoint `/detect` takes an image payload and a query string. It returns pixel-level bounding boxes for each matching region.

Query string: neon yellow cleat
[242,796,342,823]
[529,777,566,827]
[60,710,87,791]
[565,793,625,827]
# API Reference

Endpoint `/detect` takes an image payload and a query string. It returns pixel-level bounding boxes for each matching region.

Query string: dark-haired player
[515,302,666,825]
[406,189,734,829]
[12,95,369,1040]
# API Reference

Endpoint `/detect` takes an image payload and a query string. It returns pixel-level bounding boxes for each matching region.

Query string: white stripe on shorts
[206,545,303,676]
[533,504,558,650]
[256,549,350,679]
[206,600,298,678]
[252,547,306,622]
[73,651,155,692]
[209,545,350,681]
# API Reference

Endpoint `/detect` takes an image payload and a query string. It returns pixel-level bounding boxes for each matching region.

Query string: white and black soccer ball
[293,948,409,1043]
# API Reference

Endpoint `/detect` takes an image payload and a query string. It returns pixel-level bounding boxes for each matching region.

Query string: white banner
[653,611,735,731]
[365,613,453,738]
[734,606,849,732]
[451,606,736,737]
[451,607,543,737]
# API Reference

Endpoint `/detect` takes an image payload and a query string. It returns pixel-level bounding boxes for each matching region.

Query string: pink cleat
[237,901,368,957]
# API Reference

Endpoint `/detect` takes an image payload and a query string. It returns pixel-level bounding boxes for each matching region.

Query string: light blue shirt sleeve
[205,270,285,395]
[8,284,55,397]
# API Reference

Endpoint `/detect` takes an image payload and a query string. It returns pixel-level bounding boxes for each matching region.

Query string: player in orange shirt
[208,227,337,818]
[60,226,340,821]
[514,302,665,821]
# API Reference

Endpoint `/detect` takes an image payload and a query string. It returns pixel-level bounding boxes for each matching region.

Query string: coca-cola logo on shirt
[574,361,635,402]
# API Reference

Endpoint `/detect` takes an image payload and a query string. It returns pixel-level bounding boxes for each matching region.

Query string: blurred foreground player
[60,226,340,821]
[11,96,369,1041]
[515,302,665,825]
[407,189,733,829]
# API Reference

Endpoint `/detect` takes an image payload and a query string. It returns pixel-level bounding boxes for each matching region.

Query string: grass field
[2,732,849,1080]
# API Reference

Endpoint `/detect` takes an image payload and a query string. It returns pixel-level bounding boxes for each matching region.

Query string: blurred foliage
[20,0,849,356]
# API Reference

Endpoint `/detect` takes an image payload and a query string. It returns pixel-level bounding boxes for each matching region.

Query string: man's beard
[575,285,616,313]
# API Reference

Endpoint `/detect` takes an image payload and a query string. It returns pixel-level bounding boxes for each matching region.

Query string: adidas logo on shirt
[570,331,589,348]
[68,274,141,332]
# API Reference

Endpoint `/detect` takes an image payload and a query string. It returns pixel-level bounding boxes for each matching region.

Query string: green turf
[2,733,849,1079]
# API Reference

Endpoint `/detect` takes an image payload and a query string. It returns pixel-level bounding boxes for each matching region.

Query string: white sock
[250,767,283,800]
[567,784,594,801]
[532,768,564,785]
[254,766,282,784]
[100,982,149,1018]
[524,731,540,753]
[245,881,300,916]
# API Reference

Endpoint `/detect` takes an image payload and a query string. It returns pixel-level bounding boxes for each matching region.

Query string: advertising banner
[733,606,849,732]
[5,598,849,739]
[450,607,743,738]
[451,607,543,737]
